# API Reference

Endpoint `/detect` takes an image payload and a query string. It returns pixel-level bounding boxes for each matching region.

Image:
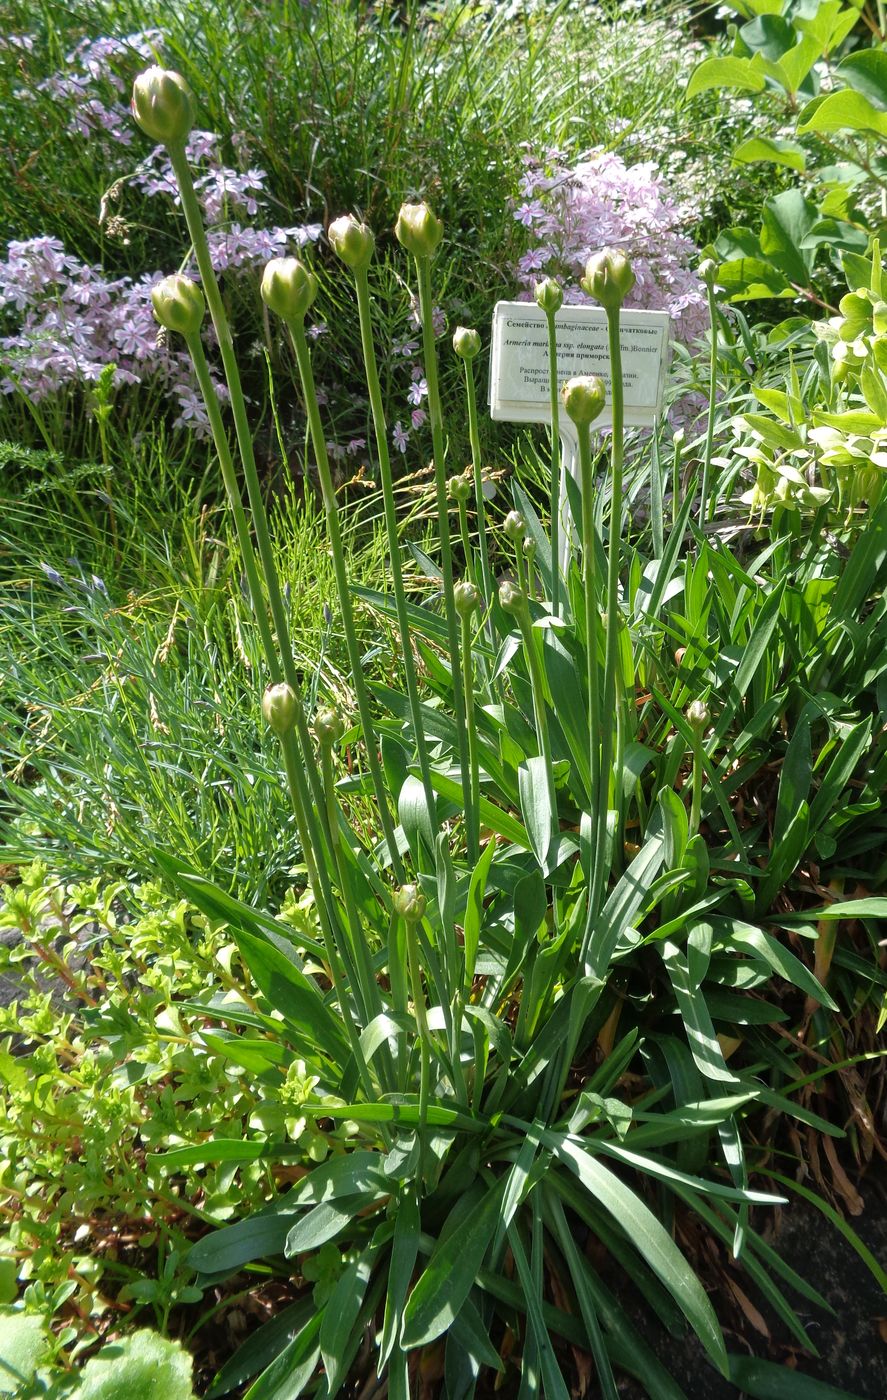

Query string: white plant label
[488,301,671,428]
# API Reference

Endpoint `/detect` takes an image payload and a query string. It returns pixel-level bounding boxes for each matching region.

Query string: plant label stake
[489,301,671,564]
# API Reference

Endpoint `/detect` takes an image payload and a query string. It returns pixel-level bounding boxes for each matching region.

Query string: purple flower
[392,422,409,454]
[410,408,427,430]
[347,438,366,455]
[514,201,546,228]
[407,376,427,406]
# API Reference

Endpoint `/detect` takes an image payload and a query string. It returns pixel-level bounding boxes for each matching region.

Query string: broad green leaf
[402,1180,506,1347]
[799,89,887,138]
[583,826,665,977]
[425,768,528,848]
[379,1190,421,1365]
[507,1224,570,1400]
[205,1301,313,1399]
[685,55,766,99]
[518,757,556,872]
[0,1310,51,1396]
[760,190,817,283]
[723,923,837,1010]
[320,1249,377,1396]
[733,136,807,171]
[717,257,792,300]
[778,897,887,922]
[149,1140,302,1168]
[838,48,887,111]
[662,941,740,1084]
[77,1330,195,1400]
[728,1354,866,1399]
[544,1138,728,1374]
[232,929,351,1063]
[285,1194,381,1255]
[244,1310,322,1400]
[463,837,496,987]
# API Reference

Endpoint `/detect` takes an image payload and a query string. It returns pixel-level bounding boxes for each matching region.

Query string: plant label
[488,301,671,428]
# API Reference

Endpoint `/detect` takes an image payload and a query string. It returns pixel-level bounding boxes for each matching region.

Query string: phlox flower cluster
[0,236,227,434]
[513,148,708,345]
[30,30,165,149]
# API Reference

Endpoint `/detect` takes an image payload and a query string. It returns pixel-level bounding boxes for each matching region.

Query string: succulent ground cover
[1,2,887,1399]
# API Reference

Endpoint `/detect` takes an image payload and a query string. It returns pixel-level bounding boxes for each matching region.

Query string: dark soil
[618,1172,887,1400]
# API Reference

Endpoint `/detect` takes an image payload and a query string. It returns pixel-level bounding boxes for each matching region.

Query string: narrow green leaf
[402,1180,505,1347]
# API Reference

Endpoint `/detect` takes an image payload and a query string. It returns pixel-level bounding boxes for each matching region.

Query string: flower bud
[328,215,375,272]
[131,67,193,147]
[260,257,317,322]
[262,682,298,737]
[452,326,481,360]
[151,274,205,337]
[561,375,606,427]
[503,510,526,542]
[581,248,635,309]
[523,535,536,565]
[534,277,563,315]
[499,580,526,615]
[698,258,719,289]
[454,580,481,617]
[314,705,346,747]
[395,202,443,259]
[394,883,427,923]
[449,474,471,503]
[686,699,710,733]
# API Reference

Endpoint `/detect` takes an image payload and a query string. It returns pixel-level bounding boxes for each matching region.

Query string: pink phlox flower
[392,422,409,453]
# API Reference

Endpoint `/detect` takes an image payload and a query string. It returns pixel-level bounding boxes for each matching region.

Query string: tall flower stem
[414,255,476,861]
[698,280,719,528]
[183,328,376,1104]
[460,609,481,866]
[594,305,627,911]
[543,306,562,616]
[351,267,438,836]
[286,315,405,882]
[456,496,477,590]
[167,146,329,841]
[577,421,601,869]
[461,355,496,634]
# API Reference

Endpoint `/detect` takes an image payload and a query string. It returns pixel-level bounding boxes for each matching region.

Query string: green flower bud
[395,201,443,259]
[262,682,298,737]
[499,580,526,615]
[686,699,710,733]
[394,883,427,922]
[151,274,205,337]
[328,215,375,272]
[698,258,719,288]
[314,705,346,747]
[260,257,317,322]
[523,535,537,564]
[449,474,472,503]
[581,248,635,309]
[131,67,193,147]
[454,580,481,617]
[534,277,563,315]
[452,326,481,360]
[561,375,606,427]
[503,510,526,542]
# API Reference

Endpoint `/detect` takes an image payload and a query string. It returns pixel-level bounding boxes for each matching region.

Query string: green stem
[595,304,627,907]
[515,604,559,838]
[699,282,718,528]
[689,732,704,838]
[287,316,404,882]
[414,255,476,861]
[577,422,601,851]
[405,915,431,1188]
[544,307,562,616]
[186,328,345,969]
[463,355,496,636]
[352,268,437,840]
[460,610,481,865]
[168,144,330,841]
[457,497,477,588]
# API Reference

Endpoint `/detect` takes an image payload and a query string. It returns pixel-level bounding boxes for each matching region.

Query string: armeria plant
[128,65,887,1400]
